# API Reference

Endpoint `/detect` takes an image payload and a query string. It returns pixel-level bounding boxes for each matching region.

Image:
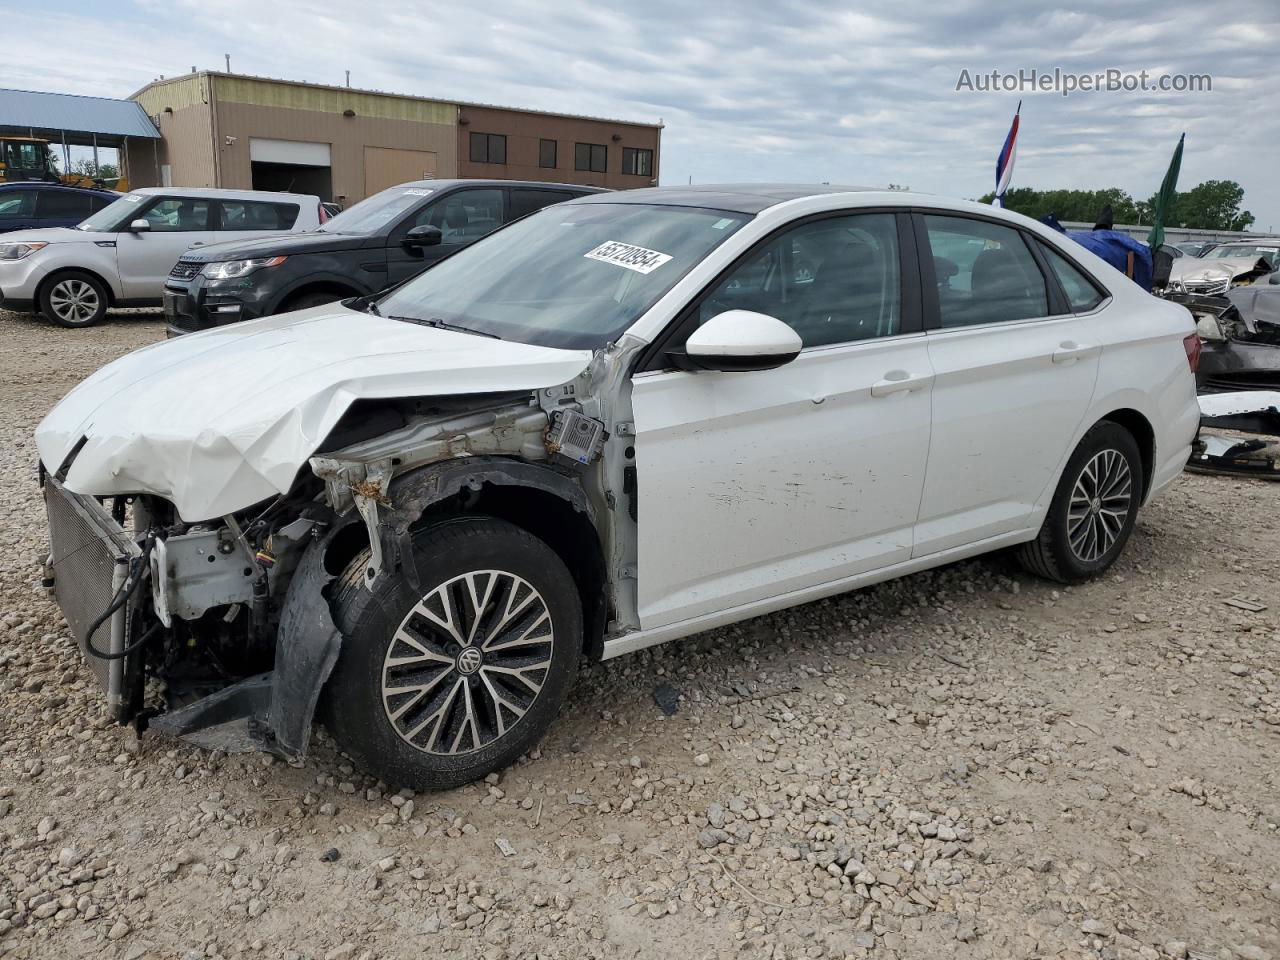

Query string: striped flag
[992,101,1021,208]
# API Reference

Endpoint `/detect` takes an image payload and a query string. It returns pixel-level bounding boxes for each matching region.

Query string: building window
[622,147,653,177]
[575,142,607,173]
[469,132,507,165]
[538,139,557,169]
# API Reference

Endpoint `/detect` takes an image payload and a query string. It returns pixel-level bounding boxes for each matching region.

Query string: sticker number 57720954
[583,240,673,275]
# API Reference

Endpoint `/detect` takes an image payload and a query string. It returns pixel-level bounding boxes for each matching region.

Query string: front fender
[262,458,592,760]
[382,457,594,593]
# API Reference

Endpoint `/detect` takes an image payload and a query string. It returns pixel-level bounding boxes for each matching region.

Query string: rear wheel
[40,271,109,328]
[322,517,581,790]
[1016,421,1143,583]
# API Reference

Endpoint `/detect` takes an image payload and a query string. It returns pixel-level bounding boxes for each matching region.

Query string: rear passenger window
[697,213,901,348]
[923,215,1048,327]
[509,189,575,220]
[1038,242,1106,312]
[219,200,300,231]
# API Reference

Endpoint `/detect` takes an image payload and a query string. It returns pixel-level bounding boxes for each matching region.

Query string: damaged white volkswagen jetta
[36,185,1201,789]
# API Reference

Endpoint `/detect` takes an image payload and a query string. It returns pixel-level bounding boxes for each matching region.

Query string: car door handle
[870,371,929,397]
[1052,341,1094,364]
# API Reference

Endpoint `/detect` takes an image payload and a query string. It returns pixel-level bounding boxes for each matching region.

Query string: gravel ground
[1,309,1278,960]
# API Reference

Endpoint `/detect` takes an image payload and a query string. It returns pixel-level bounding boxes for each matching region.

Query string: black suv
[163,179,603,335]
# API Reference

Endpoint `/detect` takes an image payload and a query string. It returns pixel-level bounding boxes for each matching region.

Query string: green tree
[70,158,120,180]
[978,181,1254,230]
[1145,180,1254,231]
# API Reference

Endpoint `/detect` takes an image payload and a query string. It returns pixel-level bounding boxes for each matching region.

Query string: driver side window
[418,189,504,244]
[696,213,901,348]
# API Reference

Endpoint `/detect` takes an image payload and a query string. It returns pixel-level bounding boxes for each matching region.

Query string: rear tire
[322,517,581,790]
[1016,421,1143,584]
[40,271,109,328]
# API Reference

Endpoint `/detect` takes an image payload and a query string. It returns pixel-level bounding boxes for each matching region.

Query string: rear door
[385,186,506,284]
[116,195,217,299]
[0,188,39,232]
[911,212,1102,556]
[631,210,933,629]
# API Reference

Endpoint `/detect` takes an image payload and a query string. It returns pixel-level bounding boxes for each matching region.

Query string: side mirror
[680,310,802,372]
[403,224,442,248]
[128,218,151,232]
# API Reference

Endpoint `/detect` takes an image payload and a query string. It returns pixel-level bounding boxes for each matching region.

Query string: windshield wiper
[391,316,501,339]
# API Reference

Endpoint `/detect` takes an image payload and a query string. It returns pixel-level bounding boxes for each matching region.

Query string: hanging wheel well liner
[384,457,608,661]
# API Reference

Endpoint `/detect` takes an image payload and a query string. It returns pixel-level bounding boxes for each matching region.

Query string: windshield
[75,193,146,232]
[1206,244,1279,264]
[376,202,749,349]
[319,184,435,234]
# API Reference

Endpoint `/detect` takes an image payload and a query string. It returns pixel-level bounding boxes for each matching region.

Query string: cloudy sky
[9,0,1280,229]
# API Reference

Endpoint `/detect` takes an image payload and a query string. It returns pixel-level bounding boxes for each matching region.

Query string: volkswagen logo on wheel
[456,646,483,675]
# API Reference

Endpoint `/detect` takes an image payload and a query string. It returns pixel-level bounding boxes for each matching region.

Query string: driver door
[629,211,934,630]
[385,187,505,285]
[117,196,216,299]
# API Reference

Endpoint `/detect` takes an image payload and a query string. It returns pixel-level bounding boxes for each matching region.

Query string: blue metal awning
[0,87,159,142]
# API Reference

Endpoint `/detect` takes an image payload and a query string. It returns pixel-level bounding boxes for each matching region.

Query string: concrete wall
[1060,222,1279,245]
[455,104,661,190]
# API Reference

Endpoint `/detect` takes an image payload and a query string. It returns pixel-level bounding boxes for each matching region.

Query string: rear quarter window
[1037,241,1107,312]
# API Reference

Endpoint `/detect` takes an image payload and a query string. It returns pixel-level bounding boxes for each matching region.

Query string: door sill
[601,528,1036,660]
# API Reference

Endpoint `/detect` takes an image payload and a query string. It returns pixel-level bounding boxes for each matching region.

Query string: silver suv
[0,187,323,327]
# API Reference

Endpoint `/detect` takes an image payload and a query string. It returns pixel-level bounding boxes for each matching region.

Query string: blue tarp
[1066,229,1154,291]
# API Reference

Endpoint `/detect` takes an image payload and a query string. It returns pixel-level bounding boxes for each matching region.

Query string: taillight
[1183,332,1202,374]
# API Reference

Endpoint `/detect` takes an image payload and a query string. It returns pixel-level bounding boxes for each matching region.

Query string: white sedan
[36,184,1201,789]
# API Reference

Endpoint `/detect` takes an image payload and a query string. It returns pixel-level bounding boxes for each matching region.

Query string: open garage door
[250,138,333,201]
[364,146,436,196]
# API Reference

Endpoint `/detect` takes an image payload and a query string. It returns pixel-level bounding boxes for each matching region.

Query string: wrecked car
[1187,391,1280,480]
[35,185,1201,789]
[1173,283,1280,391]
[1167,239,1278,297]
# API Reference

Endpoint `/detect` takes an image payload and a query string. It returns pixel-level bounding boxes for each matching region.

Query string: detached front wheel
[323,518,581,790]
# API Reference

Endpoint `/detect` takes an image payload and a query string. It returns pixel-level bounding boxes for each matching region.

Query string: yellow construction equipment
[0,136,126,190]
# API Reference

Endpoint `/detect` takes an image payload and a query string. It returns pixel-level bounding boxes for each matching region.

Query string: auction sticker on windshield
[584,240,673,275]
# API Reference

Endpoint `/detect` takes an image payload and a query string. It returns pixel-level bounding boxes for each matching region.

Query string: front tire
[322,517,581,790]
[1017,421,1143,584]
[40,271,109,328]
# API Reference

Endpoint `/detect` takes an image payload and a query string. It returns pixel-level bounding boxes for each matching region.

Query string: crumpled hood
[1171,257,1270,282]
[36,305,592,521]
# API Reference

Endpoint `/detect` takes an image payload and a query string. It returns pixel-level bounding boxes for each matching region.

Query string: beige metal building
[126,72,662,206]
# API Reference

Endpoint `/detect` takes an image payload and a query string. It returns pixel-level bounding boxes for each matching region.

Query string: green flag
[1147,133,1184,250]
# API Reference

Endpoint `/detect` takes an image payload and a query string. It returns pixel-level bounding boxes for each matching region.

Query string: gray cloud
[9,0,1280,227]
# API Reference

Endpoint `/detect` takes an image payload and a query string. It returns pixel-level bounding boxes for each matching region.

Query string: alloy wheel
[381,570,555,755]
[1067,448,1133,563]
[49,279,100,325]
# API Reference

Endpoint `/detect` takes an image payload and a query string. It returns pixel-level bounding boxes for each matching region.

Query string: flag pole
[993,100,1021,208]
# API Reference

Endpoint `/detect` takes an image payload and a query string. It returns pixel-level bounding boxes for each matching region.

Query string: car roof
[385,179,608,194]
[570,183,883,214]
[129,186,320,203]
[1216,238,1280,246]
[0,181,110,194]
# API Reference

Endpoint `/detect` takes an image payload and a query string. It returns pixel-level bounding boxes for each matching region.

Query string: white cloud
[8,0,1280,227]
